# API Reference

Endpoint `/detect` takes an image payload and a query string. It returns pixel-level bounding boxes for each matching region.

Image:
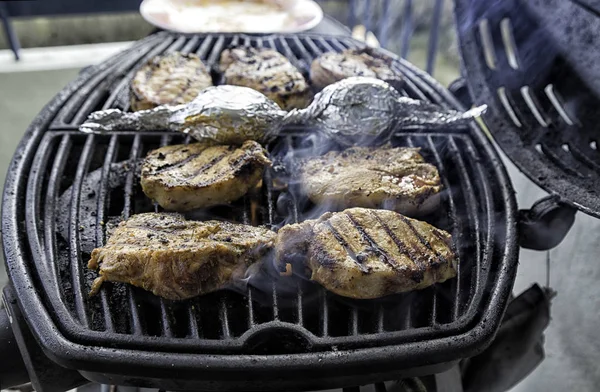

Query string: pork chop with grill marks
[276,208,456,299]
[310,48,402,90]
[130,52,213,111]
[298,146,442,216]
[141,140,271,211]
[88,212,276,300]
[219,46,312,110]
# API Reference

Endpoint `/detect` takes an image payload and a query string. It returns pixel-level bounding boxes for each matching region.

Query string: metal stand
[0,3,20,61]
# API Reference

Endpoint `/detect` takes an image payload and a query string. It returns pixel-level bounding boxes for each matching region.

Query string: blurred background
[0,1,599,391]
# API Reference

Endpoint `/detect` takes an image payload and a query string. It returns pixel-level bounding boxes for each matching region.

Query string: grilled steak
[130,52,213,111]
[141,140,271,211]
[310,48,401,90]
[219,46,312,110]
[276,208,456,299]
[88,213,276,300]
[299,146,442,216]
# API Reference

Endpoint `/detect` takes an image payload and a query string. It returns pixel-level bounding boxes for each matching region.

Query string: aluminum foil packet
[80,77,485,146]
[284,77,487,146]
[80,85,286,145]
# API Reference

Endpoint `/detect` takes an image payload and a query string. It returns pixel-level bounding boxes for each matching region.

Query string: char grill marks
[277,208,456,299]
[299,145,443,216]
[310,47,402,90]
[219,46,312,110]
[131,52,213,111]
[141,140,271,211]
[88,212,276,300]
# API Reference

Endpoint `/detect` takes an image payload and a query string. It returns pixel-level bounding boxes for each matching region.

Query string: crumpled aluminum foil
[80,85,286,145]
[285,77,487,146]
[80,77,486,146]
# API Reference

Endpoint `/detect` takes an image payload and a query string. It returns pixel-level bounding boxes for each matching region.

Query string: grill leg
[0,3,20,61]
[2,285,88,392]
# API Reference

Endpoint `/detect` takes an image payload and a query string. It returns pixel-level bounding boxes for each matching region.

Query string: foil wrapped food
[286,77,487,146]
[80,77,486,146]
[80,85,286,145]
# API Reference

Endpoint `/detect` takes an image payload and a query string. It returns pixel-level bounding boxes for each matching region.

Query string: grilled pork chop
[219,46,312,110]
[88,213,276,300]
[310,48,401,90]
[299,146,442,216]
[141,140,271,211]
[276,208,456,299]
[130,52,213,111]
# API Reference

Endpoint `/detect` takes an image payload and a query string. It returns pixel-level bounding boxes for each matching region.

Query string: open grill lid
[455,0,600,218]
[2,32,518,391]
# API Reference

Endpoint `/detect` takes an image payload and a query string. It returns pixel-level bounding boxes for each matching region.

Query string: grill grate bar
[272,282,279,320]
[426,135,460,321]
[447,136,482,318]
[247,288,256,327]
[350,308,359,336]
[68,135,96,327]
[317,36,335,52]
[187,305,200,339]
[196,35,215,58]
[123,135,144,335]
[377,304,385,332]
[26,136,62,312]
[264,168,275,229]
[320,289,329,337]
[297,285,304,326]
[44,135,72,302]
[180,36,200,53]
[160,300,174,338]
[304,36,325,56]
[277,36,305,70]
[95,134,119,332]
[207,35,226,65]
[164,36,188,54]
[220,298,231,339]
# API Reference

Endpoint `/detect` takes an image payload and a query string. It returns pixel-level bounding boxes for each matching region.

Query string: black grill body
[455,0,600,218]
[2,32,519,391]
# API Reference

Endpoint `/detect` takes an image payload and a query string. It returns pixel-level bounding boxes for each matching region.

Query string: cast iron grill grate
[20,32,510,354]
[455,0,600,217]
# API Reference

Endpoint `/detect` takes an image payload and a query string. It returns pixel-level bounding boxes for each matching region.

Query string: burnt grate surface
[5,32,517,373]
[455,0,600,218]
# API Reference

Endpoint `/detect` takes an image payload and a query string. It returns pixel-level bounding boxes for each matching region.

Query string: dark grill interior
[17,32,513,357]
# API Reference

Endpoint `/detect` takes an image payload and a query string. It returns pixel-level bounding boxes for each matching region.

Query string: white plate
[140,0,324,34]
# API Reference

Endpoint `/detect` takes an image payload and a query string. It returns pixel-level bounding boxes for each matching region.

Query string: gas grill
[1,32,523,392]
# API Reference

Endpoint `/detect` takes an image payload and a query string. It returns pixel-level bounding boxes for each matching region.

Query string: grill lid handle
[518,196,576,250]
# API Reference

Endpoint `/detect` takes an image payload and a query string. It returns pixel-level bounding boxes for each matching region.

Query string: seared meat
[299,146,442,216]
[141,140,271,211]
[310,48,401,90]
[131,52,213,111]
[88,213,276,300]
[219,46,312,110]
[276,208,456,299]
